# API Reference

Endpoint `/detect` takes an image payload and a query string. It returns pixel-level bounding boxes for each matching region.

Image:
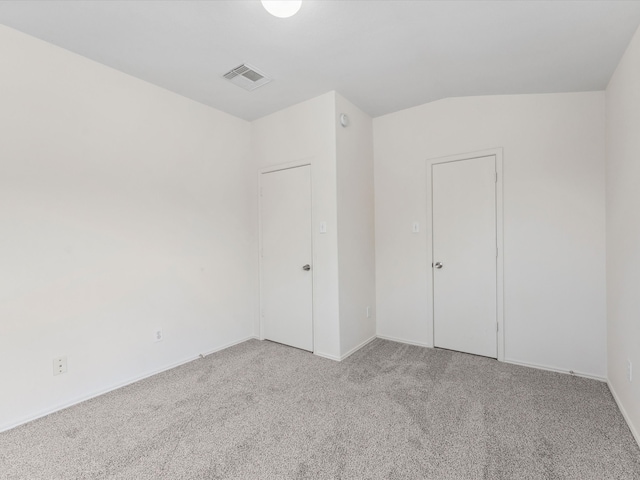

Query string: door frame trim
[426,148,504,361]
[258,159,315,352]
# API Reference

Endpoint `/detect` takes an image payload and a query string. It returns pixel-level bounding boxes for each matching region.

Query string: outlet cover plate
[53,356,67,376]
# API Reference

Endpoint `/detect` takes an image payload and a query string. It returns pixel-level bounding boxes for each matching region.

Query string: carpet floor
[1,338,639,479]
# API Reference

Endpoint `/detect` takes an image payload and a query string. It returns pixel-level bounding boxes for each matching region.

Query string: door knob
[302,264,311,271]
[434,262,443,269]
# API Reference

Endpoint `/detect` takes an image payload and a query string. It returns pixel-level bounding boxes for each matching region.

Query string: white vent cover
[223,64,272,91]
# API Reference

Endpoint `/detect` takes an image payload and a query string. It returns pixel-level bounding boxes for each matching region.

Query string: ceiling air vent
[223,64,272,91]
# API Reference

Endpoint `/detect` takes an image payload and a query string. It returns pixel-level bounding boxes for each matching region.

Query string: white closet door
[260,165,313,351]
[432,155,497,358]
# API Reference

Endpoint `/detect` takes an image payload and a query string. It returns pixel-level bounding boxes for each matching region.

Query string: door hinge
[495,172,498,183]
[497,322,499,332]
[496,247,498,258]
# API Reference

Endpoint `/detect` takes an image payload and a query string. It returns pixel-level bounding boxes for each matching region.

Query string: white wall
[373,92,607,378]
[606,25,640,444]
[335,94,376,358]
[0,25,256,431]
[0,21,617,435]
[251,92,341,359]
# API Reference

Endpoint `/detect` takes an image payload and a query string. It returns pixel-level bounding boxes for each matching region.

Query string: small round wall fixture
[261,0,302,18]
[340,113,350,128]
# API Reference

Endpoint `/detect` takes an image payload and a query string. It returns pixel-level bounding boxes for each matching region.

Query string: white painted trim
[503,357,607,382]
[313,336,377,362]
[377,336,608,383]
[340,335,377,361]
[258,157,313,175]
[258,160,315,351]
[376,334,431,348]
[0,336,257,433]
[313,351,342,362]
[608,380,640,448]
[495,152,505,361]
[426,148,505,360]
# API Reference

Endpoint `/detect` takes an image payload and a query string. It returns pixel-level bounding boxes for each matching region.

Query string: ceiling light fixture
[261,0,302,18]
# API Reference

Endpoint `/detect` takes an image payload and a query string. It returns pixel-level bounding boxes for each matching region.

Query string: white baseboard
[503,357,607,382]
[373,337,607,383]
[0,336,257,433]
[376,334,432,348]
[314,336,376,362]
[339,335,377,361]
[608,380,640,449]
[313,351,341,361]
[198,336,258,358]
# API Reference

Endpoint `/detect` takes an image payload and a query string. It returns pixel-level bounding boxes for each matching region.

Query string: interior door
[432,155,497,358]
[260,165,313,351]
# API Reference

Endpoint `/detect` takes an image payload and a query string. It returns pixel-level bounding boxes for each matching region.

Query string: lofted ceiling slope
[1,0,640,121]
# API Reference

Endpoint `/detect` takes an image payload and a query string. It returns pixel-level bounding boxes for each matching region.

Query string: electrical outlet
[53,356,67,376]
[154,329,163,342]
[628,359,633,382]
[366,306,371,318]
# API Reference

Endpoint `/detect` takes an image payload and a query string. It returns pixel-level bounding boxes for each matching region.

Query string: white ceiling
[1,0,640,121]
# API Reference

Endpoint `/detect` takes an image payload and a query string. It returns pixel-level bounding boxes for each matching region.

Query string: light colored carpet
[1,338,639,479]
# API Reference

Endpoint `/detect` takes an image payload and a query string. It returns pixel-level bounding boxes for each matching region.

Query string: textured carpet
[1,338,639,479]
